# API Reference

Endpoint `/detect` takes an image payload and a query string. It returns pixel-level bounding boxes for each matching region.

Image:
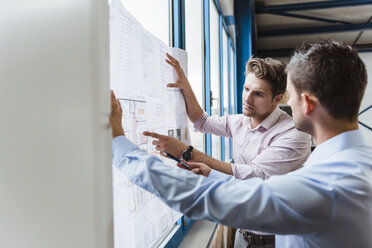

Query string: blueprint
[110,0,189,247]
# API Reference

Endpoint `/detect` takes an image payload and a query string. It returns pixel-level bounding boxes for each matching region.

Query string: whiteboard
[0,1,113,247]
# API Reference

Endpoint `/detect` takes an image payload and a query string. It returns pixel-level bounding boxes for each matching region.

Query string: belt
[239,230,275,245]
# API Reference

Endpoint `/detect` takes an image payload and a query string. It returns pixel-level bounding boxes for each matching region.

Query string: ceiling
[254,0,372,57]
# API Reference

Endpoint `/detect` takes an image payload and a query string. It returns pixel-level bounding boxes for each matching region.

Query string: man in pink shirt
[144,55,311,247]
[145,54,310,179]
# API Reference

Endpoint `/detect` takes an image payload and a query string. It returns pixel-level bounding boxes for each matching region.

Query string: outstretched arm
[166,53,204,122]
[112,135,333,234]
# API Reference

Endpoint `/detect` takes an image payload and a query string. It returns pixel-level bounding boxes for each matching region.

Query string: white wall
[359,53,372,146]
[0,1,112,247]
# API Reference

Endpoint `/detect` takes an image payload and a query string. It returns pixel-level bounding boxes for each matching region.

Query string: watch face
[182,151,192,161]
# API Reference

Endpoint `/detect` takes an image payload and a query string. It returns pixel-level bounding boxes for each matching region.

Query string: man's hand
[177,162,211,177]
[143,131,187,158]
[110,90,125,138]
[165,53,191,91]
[165,53,204,122]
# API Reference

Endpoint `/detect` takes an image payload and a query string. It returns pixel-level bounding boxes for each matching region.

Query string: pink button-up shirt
[193,106,311,180]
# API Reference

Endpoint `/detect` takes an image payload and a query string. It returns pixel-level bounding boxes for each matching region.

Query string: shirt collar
[259,106,282,130]
[244,106,282,131]
[304,129,367,167]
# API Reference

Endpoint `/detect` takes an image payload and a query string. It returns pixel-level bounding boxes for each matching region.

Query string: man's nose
[244,92,252,103]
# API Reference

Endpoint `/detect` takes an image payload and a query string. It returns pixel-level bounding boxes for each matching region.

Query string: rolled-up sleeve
[232,130,311,180]
[192,112,232,138]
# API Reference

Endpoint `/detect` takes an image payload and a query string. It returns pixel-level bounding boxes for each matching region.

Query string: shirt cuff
[230,162,239,178]
[209,169,233,181]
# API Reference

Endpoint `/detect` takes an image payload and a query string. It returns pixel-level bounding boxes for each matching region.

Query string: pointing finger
[143,131,166,140]
[143,131,159,138]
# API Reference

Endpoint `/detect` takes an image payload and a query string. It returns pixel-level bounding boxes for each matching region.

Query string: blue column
[228,37,233,159]
[234,0,255,114]
[219,14,225,162]
[172,0,185,49]
[204,0,212,156]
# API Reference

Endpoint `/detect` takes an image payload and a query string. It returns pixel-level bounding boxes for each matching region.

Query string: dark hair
[245,57,287,97]
[287,40,367,122]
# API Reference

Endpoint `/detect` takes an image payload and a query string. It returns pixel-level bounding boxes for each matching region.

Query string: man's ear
[273,94,283,104]
[301,93,316,115]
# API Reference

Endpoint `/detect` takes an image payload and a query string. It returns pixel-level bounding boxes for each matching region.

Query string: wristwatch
[181,145,193,162]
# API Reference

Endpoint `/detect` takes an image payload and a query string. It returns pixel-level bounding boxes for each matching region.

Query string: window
[210,0,221,160]
[230,44,236,115]
[185,0,204,152]
[229,43,236,159]
[222,28,230,161]
[122,0,169,45]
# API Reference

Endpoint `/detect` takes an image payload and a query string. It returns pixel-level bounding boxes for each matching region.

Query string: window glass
[229,45,236,159]
[210,0,221,160]
[122,0,169,45]
[185,0,204,152]
[230,45,236,115]
[222,29,230,161]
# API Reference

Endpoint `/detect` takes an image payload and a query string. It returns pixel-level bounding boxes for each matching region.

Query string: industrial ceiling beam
[256,0,372,14]
[256,43,372,57]
[265,11,350,25]
[258,22,372,37]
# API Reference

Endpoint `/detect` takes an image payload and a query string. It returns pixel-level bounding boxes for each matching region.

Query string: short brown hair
[287,40,367,122]
[245,57,287,97]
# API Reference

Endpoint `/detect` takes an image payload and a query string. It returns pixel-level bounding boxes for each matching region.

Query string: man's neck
[312,120,359,145]
[250,105,277,129]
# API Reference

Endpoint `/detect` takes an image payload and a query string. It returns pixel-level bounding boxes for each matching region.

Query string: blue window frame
[210,0,222,160]
[222,25,230,162]
[204,0,212,156]
[220,14,225,162]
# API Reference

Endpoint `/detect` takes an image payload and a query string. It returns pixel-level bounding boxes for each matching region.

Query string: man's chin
[243,110,255,117]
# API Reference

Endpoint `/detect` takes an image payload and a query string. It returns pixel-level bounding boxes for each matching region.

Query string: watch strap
[187,145,193,152]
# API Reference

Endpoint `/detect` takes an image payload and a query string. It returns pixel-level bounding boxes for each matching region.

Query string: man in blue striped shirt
[111,41,372,247]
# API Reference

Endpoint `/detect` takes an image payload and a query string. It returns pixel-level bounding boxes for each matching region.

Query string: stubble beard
[243,107,256,118]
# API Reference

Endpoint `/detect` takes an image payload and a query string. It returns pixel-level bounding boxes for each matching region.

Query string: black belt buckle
[250,234,261,245]
[240,230,255,244]
[240,230,274,245]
